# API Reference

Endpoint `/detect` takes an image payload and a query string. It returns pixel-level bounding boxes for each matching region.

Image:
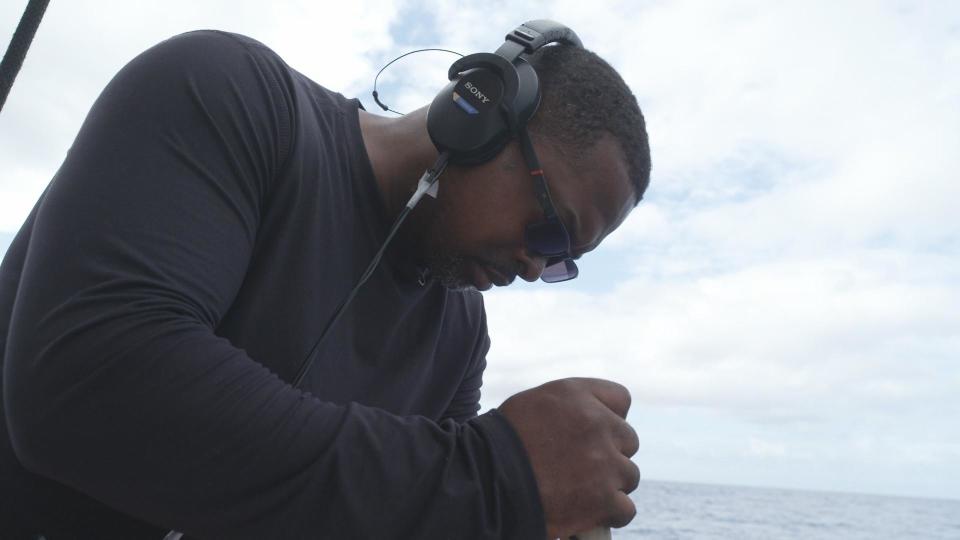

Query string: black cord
[163,152,450,540]
[290,206,412,387]
[0,0,50,114]
[290,152,449,388]
[372,48,462,116]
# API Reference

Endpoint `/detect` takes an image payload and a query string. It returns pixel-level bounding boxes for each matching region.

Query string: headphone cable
[291,151,449,387]
[163,151,449,540]
[372,48,462,115]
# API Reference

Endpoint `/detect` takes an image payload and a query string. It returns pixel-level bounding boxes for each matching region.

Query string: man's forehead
[546,136,634,254]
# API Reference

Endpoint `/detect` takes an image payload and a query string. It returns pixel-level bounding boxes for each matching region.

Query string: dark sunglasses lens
[541,258,578,283]
[525,219,570,256]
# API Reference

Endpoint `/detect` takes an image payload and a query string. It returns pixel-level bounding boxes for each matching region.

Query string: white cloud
[0,0,401,229]
[374,6,960,495]
[747,437,788,458]
[484,251,959,413]
[0,166,47,230]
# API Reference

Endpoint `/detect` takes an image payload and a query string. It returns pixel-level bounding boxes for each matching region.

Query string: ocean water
[618,480,960,539]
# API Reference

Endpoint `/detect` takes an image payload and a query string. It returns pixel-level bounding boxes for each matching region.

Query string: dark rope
[0,0,51,114]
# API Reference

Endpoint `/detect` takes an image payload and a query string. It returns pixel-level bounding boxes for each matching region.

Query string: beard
[424,247,521,291]
[417,190,520,291]
[417,195,478,291]
[424,249,475,291]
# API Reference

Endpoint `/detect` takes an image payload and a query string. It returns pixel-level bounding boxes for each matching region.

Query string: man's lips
[484,265,515,287]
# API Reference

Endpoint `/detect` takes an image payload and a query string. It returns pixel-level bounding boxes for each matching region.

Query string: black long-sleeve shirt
[0,30,544,539]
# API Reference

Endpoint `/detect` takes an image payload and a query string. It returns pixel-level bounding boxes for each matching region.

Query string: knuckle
[604,381,632,415]
[607,495,637,528]
[626,460,641,493]
[622,423,640,456]
[547,378,579,394]
[617,383,632,408]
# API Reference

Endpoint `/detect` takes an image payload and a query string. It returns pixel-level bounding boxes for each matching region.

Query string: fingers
[619,455,641,494]
[574,379,640,491]
[605,491,637,529]
[506,378,642,535]
[615,420,639,457]
[574,378,631,419]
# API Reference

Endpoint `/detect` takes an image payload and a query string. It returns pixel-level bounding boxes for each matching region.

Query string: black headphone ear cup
[426,21,578,165]
[427,67,514,165]
[512,60,541,127]
[427,63,541,165]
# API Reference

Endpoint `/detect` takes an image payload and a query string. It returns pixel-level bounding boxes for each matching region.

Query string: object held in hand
[571,527,612,540]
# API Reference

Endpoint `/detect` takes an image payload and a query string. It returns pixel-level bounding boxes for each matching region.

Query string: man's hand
[499,378,640,540]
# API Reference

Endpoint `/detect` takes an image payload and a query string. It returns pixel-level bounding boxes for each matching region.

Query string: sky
[1,0,958,501]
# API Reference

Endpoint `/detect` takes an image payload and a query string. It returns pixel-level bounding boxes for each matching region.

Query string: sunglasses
[517,129,579,283]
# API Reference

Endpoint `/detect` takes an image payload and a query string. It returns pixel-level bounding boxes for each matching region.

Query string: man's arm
[4,31,543,539]
[441,296,490,423]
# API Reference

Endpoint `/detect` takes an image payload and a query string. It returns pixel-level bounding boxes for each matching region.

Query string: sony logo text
[464,81,491,104]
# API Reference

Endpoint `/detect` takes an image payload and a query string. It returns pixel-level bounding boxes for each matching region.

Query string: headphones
[426,19,582,166]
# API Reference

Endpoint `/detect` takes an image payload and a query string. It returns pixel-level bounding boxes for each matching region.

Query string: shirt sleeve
[4,30,544,539]
[441,298,491,423]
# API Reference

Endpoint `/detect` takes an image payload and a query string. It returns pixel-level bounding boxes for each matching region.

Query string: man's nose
[518,251,547,282]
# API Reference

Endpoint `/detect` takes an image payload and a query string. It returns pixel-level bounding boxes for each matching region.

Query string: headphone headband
[427,19,582,165]
[497,20,584,62]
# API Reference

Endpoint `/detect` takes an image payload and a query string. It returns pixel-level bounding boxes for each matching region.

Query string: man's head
[526,44,651,205]
[420,44,650,291]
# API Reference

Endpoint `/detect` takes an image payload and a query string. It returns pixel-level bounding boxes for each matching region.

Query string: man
[0,26,650,539]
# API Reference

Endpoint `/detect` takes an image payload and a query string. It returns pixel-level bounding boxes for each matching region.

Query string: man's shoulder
[135,30,284,77]
[138,30,351,110]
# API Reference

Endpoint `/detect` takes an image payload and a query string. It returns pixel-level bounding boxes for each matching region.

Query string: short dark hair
[526,45,651,203]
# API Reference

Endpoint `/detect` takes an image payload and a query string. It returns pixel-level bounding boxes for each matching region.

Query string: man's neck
[357,106,439,220]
